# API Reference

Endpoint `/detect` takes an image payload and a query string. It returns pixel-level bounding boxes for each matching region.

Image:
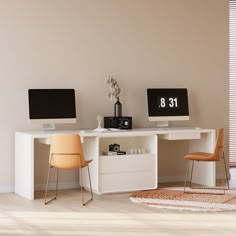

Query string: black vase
[114,97,122,117]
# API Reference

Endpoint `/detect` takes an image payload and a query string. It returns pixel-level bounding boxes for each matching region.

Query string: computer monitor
[147,88,189,127]
[28,89,76,129]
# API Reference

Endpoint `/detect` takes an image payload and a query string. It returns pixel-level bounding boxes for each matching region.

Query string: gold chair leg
[86,165,93,204]
[189,160,194,189]
[55,168,59,198]
[184,160,190,193]
[79,166,93,206]
[185,157,229,195]
[219,156,225,194]
[44,166,59,205]
[185,160,199,194]
[44,164,52,204]
[223,153,229,190]
[79,167,84,205]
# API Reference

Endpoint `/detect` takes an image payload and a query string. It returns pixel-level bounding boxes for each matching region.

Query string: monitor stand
[42,123,55,130]
[156,121,169,127]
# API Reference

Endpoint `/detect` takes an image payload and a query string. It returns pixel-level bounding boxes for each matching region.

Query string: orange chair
[184,128,229,194]
[44,134,93,205]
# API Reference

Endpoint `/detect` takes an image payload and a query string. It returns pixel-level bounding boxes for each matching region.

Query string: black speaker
[104,116,132,129]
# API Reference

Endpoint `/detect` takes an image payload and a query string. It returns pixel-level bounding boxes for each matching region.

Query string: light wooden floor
[1,180,236,236]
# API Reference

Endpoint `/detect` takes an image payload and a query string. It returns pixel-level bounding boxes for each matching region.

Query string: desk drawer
[99,154,156,174]
[158,132,201,140]
[99,171,157,193]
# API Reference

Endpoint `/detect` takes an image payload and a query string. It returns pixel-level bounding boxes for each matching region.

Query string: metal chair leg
[184,157,229,195]
[184,160,190,193]
[45,164,53,204]
[223,153,229,190]
[44,165,59,205]
[79,167,84,205]
[219,156,225,194]
[189,160,194,189]
[55,168,59,198]
[80,166,93,206]
[86,165,93,204]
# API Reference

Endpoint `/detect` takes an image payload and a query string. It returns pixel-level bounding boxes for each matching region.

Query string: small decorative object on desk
[107,143,126,155]
[114,97,122,117]
[93,115,107,132]
[105,75,122,117]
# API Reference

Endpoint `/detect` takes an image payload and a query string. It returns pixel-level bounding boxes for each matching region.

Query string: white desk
[15,128,215,200]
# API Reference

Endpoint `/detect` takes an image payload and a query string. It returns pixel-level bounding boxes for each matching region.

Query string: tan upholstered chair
[44,134,93,205]
[184,128,229,194]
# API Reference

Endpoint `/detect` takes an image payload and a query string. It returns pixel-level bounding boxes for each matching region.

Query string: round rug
[129,189,236,211]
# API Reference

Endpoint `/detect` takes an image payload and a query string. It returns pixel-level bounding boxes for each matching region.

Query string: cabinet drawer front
[99,172,157,193]
[159,132,201,140]
[99,154,156,174]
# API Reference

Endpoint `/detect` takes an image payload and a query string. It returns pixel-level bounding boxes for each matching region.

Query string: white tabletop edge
[15,127,215,138]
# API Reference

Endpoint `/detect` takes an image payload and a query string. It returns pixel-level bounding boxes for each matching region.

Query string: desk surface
[16,127,215,137]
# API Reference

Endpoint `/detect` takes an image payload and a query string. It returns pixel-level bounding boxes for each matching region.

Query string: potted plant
[105,76,122,117]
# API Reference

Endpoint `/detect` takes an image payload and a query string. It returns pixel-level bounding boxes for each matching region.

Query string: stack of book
[102,151,126,156]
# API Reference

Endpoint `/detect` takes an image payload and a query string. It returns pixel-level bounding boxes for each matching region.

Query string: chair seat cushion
[184,152,214,161]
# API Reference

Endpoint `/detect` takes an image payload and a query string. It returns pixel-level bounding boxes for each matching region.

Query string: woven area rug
[130,188,236,211]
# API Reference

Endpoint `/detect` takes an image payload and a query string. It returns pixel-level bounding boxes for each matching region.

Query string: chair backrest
[212,128,224,161]
[49,134,86,169]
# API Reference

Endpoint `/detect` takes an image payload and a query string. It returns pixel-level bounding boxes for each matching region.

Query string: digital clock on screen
[157,96,178,108]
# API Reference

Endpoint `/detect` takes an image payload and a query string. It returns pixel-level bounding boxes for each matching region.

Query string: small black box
[104,116,132,129]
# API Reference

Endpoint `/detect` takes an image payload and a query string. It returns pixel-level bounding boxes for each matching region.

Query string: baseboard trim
[158,176,184,183]
[0,186,15,193]
[2,174,227,193]
[35,182,80,191]
[0,183,80,193]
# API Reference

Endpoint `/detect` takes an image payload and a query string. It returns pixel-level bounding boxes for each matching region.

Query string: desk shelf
[99,135,156,156]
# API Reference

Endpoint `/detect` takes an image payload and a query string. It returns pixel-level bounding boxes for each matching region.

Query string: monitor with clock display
[147,88,189,127]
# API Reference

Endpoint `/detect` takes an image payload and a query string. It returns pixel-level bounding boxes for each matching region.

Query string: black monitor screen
[28,89,76,119]
[147,88,189,117]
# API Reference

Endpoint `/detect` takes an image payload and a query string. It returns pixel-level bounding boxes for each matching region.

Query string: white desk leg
[81,137,99,193]
[15,133,34,200]
[189,131,216,187]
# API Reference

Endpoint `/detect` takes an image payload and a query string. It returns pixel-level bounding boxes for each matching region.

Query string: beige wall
[0,0,229,190]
